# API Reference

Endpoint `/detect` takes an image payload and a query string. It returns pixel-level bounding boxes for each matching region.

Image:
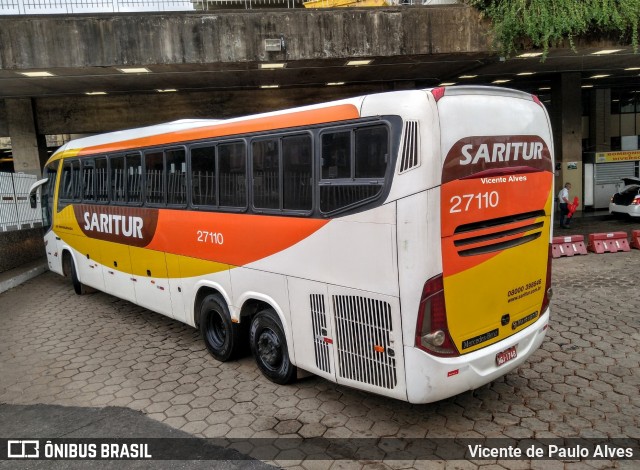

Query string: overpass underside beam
[0,7,491,69]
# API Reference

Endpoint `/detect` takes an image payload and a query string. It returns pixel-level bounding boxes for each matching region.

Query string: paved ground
[0,403,273,470]
[0,214,639,469]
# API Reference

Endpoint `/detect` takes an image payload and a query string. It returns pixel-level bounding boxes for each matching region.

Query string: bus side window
[283,134,312,211]
[145,151,165,205]
[59,161,74,202]
[95,157,109,203]
[166,148,186,206]
[82,159,95,203]
[219,141,246,208]
[191,145,217,207]
[252,138,280,210]
[71,160,82,202]
[110,156,126,203]
[126,153,142,204]
[321,131,350,180]
[355,126,388,179]
[59,160,81,210]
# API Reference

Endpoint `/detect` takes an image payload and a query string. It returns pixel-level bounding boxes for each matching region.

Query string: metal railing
[0,0,194,14]
[0,0,302,13]
[0,172,42,232]
[0,0,456,13]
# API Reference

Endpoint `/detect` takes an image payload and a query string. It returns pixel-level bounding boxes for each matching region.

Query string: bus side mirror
[28,177,49,209]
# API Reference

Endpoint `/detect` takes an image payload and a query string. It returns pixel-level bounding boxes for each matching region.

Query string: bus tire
[250,308,297,385]
[200,294,240,362]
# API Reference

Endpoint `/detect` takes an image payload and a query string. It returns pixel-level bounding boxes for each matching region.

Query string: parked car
[609,177,640,217]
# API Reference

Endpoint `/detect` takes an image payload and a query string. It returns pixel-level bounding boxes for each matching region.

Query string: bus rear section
[406,87,554,403]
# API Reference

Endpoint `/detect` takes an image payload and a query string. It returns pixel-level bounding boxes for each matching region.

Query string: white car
[609,177,640,217]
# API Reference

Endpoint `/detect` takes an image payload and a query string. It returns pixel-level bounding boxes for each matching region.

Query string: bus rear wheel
[250,308,296,385]
[200,294,240,362]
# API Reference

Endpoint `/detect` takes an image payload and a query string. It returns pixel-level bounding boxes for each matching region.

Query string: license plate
[496,346,517,366]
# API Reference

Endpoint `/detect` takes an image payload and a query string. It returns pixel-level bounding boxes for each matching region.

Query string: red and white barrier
[631,230,640,250]
[551,235,588,258]
[587,232,630,254]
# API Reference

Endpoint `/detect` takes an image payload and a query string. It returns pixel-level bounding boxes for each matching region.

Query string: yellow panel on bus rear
[437,93,554,354]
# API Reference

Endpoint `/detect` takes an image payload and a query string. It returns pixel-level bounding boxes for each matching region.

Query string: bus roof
[46,96,366,165]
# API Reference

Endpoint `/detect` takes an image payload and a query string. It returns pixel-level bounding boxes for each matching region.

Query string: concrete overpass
[1,4,639,200]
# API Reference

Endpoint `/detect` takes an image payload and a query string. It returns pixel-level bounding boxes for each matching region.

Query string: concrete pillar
[5,98,48,177]
[551,72,583,206]
[588,88,611,153]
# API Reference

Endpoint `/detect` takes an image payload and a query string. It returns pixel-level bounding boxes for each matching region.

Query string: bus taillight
[431,87,446,102]
[415,274,460,357]
[541,244,553,313]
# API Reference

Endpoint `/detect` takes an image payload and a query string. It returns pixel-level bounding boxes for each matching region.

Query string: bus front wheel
[64,253,86,295]
[250,308,296,385]
[200,294,240,362]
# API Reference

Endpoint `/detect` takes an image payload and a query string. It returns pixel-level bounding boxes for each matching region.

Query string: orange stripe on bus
[145,210,329,267]
[440,172,553,277]
[76,105,360,156]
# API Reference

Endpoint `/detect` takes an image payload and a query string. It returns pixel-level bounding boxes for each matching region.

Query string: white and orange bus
[31,86,554,403]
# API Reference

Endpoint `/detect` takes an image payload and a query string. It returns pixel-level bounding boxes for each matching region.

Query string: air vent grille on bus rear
[310,294,331,374]
[454,210,546,234]
[399,121,420,173]
[333,295,397,389]
[453,210,546,257]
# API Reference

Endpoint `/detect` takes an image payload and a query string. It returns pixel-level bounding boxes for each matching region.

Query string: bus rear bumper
[404,308,549,404]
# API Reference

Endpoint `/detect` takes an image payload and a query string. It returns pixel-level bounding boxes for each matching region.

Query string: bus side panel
[64,233,105,292]
[287,277,336,382]
[248,203,398,297]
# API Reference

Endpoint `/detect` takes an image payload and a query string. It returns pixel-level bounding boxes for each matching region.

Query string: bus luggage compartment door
[102,241,136,304]
[129,246,173,318]
[327,286,406,400]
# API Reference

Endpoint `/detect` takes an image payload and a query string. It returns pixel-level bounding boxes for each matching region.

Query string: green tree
[467,0,640,57]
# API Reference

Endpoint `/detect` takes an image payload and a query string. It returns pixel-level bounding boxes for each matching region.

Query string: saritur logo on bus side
[72,205,158,247]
